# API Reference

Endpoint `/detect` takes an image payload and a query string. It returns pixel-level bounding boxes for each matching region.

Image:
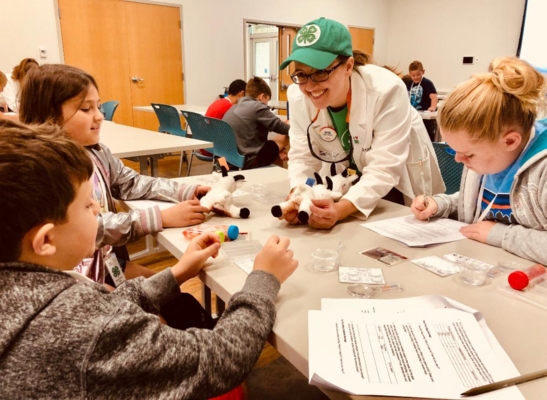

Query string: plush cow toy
[271,166,359,224]
[200,166,250,218]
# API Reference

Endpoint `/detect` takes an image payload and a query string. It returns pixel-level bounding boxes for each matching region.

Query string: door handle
[131,76,144,83]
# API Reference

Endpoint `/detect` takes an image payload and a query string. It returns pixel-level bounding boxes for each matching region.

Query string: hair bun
[489,57,546,109]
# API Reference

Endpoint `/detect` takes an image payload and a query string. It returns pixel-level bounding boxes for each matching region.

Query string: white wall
[386,0,525,93]
[0,0,528,104]
[0,0,391,106]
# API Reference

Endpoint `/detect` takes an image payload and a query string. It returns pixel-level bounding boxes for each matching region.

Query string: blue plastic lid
[227,225,240,240]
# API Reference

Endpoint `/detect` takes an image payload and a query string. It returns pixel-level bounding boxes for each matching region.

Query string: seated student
[201,78,247,156]
[19,64,209,287]
[223,76,290,169]
[0,120,298,399]
[411,56,547,265]
[406,60,438,141]
[3,57,39,113]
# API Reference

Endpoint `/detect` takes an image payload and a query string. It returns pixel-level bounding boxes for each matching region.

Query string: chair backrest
[101,100,120,121]
[432,142,464,195]
[151,103,186,137]
[180,110,214,148]
[203,117,245,169]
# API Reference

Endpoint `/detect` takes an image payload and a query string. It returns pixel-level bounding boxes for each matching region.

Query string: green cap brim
[279,47,338,71]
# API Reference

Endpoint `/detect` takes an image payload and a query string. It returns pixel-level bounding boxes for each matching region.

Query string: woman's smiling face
[294,58,353,109]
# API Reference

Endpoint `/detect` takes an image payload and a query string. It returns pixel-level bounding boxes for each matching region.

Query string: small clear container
[459,259,490,286]
[251,183,269,201]
[312,249,339,272]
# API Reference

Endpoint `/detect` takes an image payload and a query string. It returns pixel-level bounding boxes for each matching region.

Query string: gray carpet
[247,356,329,400]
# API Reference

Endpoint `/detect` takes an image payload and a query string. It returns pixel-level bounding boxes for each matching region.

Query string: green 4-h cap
[279,17,353,71]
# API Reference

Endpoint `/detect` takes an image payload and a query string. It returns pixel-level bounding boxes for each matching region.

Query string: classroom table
[268,100,288,110]
[124,167,547,400]
[100,121,212,176]
[418,110,437,120]
[133,104,207,115]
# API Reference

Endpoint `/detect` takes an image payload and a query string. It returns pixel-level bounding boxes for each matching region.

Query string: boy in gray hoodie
[0,121,298,399]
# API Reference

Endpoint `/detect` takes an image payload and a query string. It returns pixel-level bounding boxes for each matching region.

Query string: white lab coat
[2,73,20,112]
[287,63,444,219]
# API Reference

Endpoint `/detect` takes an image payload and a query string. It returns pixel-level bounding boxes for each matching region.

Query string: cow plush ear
[326,176,333,190]
[314,172,323,185]
[220,166,228,177]
[330,163,336,176]
[233,174,245,181]
[341,168,348,177]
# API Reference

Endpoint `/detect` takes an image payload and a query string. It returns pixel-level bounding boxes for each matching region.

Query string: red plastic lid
[508,270,530,290]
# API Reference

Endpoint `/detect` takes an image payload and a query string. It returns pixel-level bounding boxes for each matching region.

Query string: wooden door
[126,2,184,131]
[348,27,374,59]
[58,0,184,130]
[59,0,133,125]
[278,27,298,115]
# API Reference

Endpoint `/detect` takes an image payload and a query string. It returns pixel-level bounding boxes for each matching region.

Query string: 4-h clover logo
[111,266,121,278]
[296,24,321,47]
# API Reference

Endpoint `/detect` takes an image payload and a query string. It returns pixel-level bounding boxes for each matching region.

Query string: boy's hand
[193,185,211,200]
[161,199,208,227]
[171,232,221,284]
[460,221,496,244]
[253,235,298,284]
[411,195,438,220]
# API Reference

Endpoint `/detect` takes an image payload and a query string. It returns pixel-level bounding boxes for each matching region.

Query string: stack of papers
[308,295,523,399]
[361,215,468,247]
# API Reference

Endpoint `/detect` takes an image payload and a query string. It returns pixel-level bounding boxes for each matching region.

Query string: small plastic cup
[251,183,268,201]
[459,260,489,286]
[312,249,339,272]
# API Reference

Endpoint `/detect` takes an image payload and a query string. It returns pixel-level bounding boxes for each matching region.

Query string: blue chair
[101,100,119,121]
[151,103,187,176]
[206,118,245,170]
[180,110,215,175]
[432,142,464,195]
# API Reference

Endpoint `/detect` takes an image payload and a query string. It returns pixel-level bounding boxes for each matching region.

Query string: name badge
[105,253,126,287]
[319,126,337,142]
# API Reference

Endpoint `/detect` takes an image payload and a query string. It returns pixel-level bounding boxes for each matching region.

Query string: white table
[268,100,288,110]
[133,104,207,115]
[125,167,547,399]
[100,121,212,176]
[418,110,437,120]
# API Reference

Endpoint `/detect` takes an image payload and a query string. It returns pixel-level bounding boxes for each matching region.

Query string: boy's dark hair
[245,76,271,99]
[0,120,93,262]
[409,61,424,72]
[228,79,247,96]
[19,64,99,125]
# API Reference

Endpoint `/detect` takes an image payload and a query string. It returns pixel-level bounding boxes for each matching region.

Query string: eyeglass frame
[306,117,354,164]
[290,61,346,85]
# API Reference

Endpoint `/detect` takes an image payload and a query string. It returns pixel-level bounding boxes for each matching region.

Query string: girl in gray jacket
[19,64,210,286]
[411,56,547,265]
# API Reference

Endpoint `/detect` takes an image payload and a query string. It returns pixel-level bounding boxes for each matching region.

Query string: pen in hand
[419,158,430,222]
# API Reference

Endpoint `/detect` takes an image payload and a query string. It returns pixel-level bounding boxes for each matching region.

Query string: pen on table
[461,367,547,397]
[157,193,180,204]
[418,158,430,222]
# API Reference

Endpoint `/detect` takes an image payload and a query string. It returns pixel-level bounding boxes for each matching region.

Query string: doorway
[248,24,279,100]
[57,0,184,130]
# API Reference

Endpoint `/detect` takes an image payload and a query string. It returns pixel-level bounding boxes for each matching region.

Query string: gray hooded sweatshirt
[433,122,547,265]
[0,263,279,399]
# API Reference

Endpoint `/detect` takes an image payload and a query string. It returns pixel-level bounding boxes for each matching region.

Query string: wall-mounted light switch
[39,47,47,59]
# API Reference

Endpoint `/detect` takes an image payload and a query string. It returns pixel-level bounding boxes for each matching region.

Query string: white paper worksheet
[361,215,468,247]
[309,306,523,399]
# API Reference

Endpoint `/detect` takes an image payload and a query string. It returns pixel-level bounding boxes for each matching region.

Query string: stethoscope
[306,86,355,164]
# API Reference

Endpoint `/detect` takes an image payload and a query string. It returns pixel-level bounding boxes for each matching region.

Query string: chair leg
[178,152,184,176]
[187,153,195,176]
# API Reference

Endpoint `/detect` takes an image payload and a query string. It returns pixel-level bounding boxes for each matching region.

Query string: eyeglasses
[290,61,345,85]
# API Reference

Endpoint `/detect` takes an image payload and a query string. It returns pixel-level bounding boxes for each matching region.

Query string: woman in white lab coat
[279,17,444,229]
